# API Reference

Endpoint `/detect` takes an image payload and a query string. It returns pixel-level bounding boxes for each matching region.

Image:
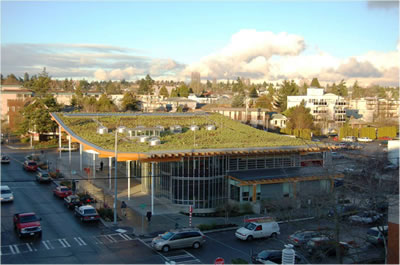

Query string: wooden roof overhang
[51,112,339,163]
[228,174,344,186]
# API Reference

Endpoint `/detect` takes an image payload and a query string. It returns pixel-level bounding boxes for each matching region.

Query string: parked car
[306,236,349,257]
[74,205,100,222]
[251,249,309,264]
[13,212,42,238]
[235,221,280,241]
[366,226,388,245]
[0,185,14,202]
[357,137,373,143]
[288,230,331,248]
[341,136,356,142]
[23,160,38,172]
[1,155,10,164]
[331,152,345,159]
[79,194,96,204]
[53,186,73,198]
[36,171,52,183]
[151,227,205,252]
[64,195,83,209]
[328,204,358,219]
[349,211,383,224]
[58,144,79,152]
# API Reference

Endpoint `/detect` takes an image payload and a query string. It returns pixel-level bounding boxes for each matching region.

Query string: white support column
[93,153,96,179]
[109,157,112,189]
[79,143,83,172]
[68,135,71,168]
[151,162,154,215]
[127,160,131,200]
[59,126,62,158]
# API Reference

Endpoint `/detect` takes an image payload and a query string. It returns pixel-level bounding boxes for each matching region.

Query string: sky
[1,0,399,86]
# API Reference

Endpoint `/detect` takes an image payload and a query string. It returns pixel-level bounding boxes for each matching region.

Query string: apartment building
[287,88,347,132]
[348,97,400,123]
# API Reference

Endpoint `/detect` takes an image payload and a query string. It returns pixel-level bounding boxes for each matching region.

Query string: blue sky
[1,1,399,85]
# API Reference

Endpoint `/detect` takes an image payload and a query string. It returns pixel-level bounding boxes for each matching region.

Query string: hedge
[377,126,397,138]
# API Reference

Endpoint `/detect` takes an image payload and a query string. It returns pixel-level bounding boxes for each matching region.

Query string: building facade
[287,88,347,132]
[348,97,400,123]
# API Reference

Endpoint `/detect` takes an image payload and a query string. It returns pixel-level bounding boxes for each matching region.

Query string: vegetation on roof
[59,113,311,152]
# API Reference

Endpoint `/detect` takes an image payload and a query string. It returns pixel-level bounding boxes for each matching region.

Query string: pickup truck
[13,212,42,238]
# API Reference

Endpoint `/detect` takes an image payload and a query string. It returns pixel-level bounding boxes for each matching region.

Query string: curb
[5,144,33,150]
[203,226,238,234]
[277,216,315,224]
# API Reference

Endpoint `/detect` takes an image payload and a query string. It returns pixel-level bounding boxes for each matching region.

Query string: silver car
[0,185,14,202]
[151,228,205,252]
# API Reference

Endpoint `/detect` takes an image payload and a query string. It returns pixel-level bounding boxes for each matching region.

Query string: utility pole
[113,130,118,225]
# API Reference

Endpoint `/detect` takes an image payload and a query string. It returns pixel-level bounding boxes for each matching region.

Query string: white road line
[92,236,103,244]
[13,245,20,254]
[62,238,71,247]
[166,254,193,259]
[119,233,133,240]
[58,239,66,248]
[42,240,54,250]
[26,243,33,252]
[78,237,87,246]
[8,245,15,255]
[74,237,82,246]
[105,235,117,243]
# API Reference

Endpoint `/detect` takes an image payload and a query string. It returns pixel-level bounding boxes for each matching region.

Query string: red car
[23,160,38,172]
[378,137,392,140]
[13,212,42,238]
[53,186,73,198]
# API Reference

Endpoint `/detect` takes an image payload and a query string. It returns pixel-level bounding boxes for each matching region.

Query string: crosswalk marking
[74,237,87,246]
[119,233,132,240]
[58,238,70,248]
[42,240,54,250]
[26,243,33,252]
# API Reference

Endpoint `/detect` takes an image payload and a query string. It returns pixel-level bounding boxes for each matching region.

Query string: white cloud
[94,66,144,81]
[180,30,399,86]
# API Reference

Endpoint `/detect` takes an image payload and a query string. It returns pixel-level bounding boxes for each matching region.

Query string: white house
[269,114,287,129]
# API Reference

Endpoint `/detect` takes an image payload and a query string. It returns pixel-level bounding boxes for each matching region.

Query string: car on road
[36,171,52,183]
[74,205,100,222]
[0,185,14,202]
[357,137,373,143]
[151,228,206,252]
[13,212,42,238]
[366,226,388,245]
[306,236,349,258]
[235,221,280,241]
[23,160,38,172]
[251,249,309,264]
[349,211,383,224]
[288,230,331,248]
[1,155,10,163]
[57,144,79,152]
[53,186,73,198]
[64,195,83,209]
[328,204,358,219]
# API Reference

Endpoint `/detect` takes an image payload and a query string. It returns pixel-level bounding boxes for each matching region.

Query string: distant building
[348,97,400,123]
[287,88,347,133]
[210,107,270,129]
[269,114,287,130]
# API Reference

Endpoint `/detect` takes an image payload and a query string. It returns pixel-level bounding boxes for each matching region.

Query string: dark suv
[251,250,308,264]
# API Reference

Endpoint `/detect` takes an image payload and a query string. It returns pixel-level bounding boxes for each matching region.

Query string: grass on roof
[60,113,310,152]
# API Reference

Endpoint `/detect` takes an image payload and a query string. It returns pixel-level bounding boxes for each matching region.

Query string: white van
[0,185,14,202]
[235,221,280,241]
[366,226,388,245]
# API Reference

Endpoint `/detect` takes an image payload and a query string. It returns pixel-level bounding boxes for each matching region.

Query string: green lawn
[59,113,310,152]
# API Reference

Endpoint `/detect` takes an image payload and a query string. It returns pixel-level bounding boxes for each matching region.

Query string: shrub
[231,258,248,264]
[60,180,72,188]
[240,202,254,214]
[20,137,30,143]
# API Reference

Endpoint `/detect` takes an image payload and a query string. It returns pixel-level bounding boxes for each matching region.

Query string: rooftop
[51,112,333,160]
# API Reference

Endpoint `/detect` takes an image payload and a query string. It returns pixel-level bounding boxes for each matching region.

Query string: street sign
[214,257,224,265]
[139,203,146,210]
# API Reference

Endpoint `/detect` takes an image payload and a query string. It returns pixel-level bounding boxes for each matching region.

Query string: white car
[349,211,383,224]
[357,137,373,142]
[0,185,14,202]
[235,221,280,241]
[341,136,356,142]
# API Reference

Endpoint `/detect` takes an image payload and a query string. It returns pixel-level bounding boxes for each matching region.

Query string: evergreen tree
[255,95,272,109]
[310,77,322,88]
[351,81,364,99]
[177,83,190,97]
[159,85,169,98]
[121,92,139,111]
[170,88,179,97]
[231,91,245,107]
[97,94,117,112]
[274,80,298,112]
[249,86,258,98]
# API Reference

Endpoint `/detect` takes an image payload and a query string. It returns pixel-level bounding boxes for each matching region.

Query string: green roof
[55,112,312,153]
